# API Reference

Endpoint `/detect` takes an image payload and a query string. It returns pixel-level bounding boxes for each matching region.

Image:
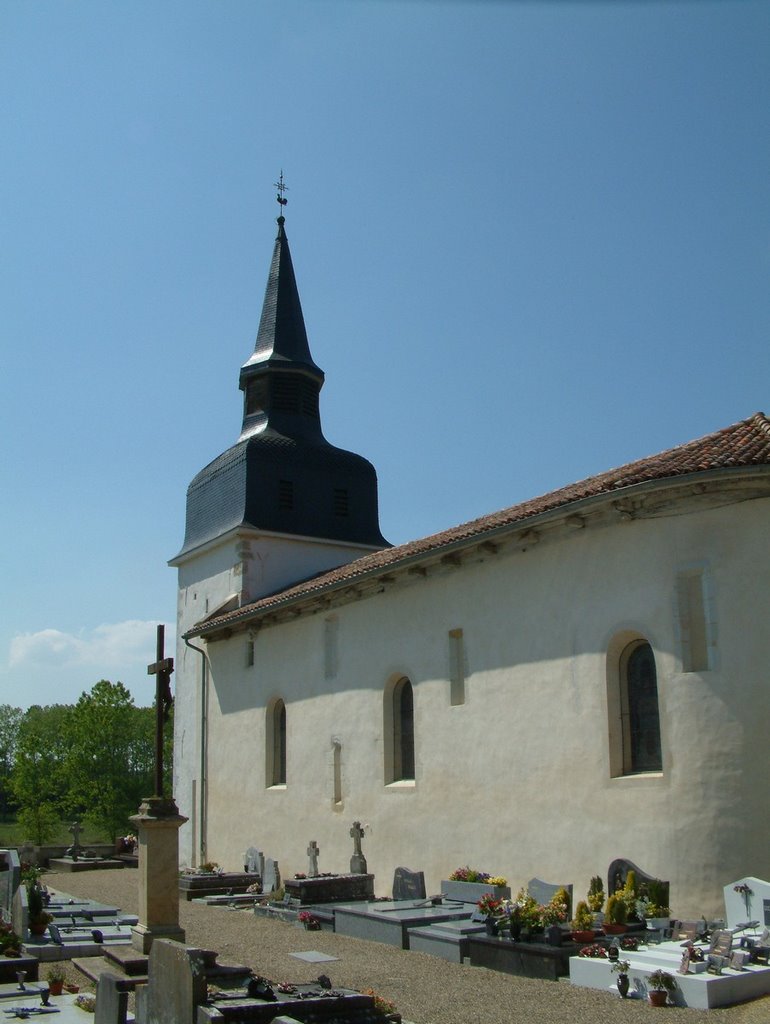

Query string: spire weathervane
[274,170,289,210]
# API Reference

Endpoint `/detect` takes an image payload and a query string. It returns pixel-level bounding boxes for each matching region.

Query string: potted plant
[45,964,66,997]
[26,884,53,937]
[443,867,510,903]
[647,969,676,1006]
[571,900,595,943]
[603,893,628,934]
[611,958,631,998]
[587,876,605,925]
[297,911,321,931]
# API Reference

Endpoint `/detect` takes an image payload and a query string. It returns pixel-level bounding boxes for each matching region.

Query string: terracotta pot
[603,923,627,934]
[64,983,79,994]
[571,930,595,943]
[648,990,668,1007]
[48,980,64,996]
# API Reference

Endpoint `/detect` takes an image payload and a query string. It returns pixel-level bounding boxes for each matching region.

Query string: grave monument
[131,625,187,953]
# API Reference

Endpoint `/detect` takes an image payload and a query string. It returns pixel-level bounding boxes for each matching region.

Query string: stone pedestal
[130,797,187,953]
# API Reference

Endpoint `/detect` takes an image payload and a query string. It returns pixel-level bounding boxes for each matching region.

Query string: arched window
[620,640,662,774]
[385,676,415,782]
[266,698,286,787]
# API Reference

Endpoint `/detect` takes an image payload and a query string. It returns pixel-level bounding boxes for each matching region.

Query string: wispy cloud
[9,621,173,671]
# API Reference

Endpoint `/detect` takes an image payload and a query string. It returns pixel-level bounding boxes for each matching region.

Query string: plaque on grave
[730,950,750,971]
[393,867,426,901]
[263,858,281,893]
[710,929,733,957]
[244,847,261,874]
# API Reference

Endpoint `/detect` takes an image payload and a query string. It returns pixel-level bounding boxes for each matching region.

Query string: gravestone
[527,878,573,915]
[263,858,281,893]
[393,867,426,901]
[94,971,131,1024]
[723,876,770,930]
[607,858,669,908]
[0,849,20,919]
[142,939,208,1024]
[244,847,262,875]
[307,841,320,878]
[349,821,367,874]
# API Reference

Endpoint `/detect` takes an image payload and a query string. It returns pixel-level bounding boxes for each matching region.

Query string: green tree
[11,704,73,843]
[0,705,23,821]
[66,680,157,840]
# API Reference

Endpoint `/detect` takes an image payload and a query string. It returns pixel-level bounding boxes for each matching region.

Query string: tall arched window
[392,677,415,781]
[621,640,662,774]
[266,698,286,787]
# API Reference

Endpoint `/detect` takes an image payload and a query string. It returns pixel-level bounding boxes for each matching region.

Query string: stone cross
[307,840,320,878]
[147,624,174,798]
[67,820,83,861]
[349,821,367,875]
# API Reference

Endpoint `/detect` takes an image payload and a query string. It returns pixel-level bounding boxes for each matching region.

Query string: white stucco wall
[171,528,382,862]
[174,493,770,917]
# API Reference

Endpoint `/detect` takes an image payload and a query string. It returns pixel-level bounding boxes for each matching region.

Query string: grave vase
[484,917,498,936]
[616,974,630,998]
[509,921,522,942]
[648,990,668,1007]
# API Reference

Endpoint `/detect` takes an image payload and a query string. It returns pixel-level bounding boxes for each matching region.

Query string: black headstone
[392,867,426,901]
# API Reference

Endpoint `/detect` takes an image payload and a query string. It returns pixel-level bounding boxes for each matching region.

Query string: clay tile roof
[188,412,770,636]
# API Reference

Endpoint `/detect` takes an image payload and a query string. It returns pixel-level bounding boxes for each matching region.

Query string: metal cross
[274,170,289,207]
[147,624,174,798]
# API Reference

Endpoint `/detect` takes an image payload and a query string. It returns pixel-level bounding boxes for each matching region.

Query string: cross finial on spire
[274,170,289,209]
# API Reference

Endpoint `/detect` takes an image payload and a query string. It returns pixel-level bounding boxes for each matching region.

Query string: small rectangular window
[333,488,349,517]
[246,640,255,667]
[449,628,465,705]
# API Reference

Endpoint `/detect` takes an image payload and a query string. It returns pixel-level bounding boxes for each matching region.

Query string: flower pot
[571,930,595,943]
[509,922,522,942]
[48,981,64,996]
[616,974,630,998]
[484,918,498,936]
[648,990,668,1007]
[603,923,626,934]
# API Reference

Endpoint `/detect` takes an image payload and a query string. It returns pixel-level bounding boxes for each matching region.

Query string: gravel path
[45,869,770,1024]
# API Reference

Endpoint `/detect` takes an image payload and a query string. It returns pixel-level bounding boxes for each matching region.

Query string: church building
[171,207,770,917]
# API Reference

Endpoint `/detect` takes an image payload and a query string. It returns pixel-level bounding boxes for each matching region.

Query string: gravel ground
[44,869,770,1024]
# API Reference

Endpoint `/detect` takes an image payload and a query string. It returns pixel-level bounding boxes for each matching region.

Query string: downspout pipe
[184,637,208,867]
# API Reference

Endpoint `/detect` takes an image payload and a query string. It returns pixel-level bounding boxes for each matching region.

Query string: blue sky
[2,0,769,710]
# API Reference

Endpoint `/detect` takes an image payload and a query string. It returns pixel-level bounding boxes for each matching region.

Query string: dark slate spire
[238,217,324,442]
[175,205,389,559]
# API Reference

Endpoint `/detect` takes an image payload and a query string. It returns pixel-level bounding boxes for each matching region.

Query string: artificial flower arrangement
[579,942,608,958]
[448,866,507,885]
[362,989,398,1016]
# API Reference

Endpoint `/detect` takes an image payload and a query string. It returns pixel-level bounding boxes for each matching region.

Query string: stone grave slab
[284,874,374,905]
[468,934,580,980]
[48,857,125,873]
[333,900,473,949]
[408,917,487,962]
[723,877,770,932]
[570,937,770,1009]
[0,955,39,984]
[392,867,425,901]
[179,871,257,901]
[288,951,340,963]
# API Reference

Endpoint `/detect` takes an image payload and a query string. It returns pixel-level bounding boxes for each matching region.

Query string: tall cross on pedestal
[147,624,174,798]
